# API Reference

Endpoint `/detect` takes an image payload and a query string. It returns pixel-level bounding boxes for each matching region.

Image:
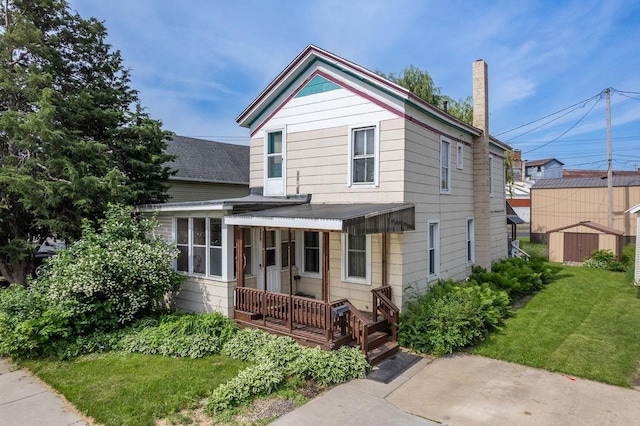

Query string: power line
[523,95,602,154]
[495,91,603,137]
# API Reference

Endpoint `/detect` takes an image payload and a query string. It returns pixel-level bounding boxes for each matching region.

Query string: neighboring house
[164,136,250,202]
[524,158,564,180]
[506,153,563,224]
[530,175,640,243]
[141,45,510,362]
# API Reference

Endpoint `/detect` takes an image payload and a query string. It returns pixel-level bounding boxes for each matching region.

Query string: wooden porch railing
[372,285,399,342]
[341,300,370,354]
[236,287,347,342]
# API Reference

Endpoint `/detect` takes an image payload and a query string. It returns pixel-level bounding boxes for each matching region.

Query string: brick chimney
[472,59,491,269]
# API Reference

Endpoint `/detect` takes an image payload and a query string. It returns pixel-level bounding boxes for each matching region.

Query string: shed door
[564,233,598,262]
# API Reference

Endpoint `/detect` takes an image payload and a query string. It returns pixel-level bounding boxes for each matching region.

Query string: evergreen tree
[0,0,174,284]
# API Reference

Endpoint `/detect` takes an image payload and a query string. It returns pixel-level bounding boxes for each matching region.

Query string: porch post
[322,232,330,303]
[288,228,293,332]
[382,232,388,286]
[262,227,267,326]
[235,226,244,288]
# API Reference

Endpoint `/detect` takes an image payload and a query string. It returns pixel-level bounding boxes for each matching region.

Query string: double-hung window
[427,220,440,279]
[440,138,451,193]
[267,131,283,179]
[350,126,377,186]
[176,217,223,277]
[466,218,475,265]
[342,233,370,284]
[303,231,320,275]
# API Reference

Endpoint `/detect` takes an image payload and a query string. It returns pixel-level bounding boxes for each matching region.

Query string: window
[303,231,320,275]
[176,217,222,277]
[440,138,451,193]
[342,233,371,284]
[489,155,494,197]
[267,131,283,178]
[466,218,475,265]
[456,143,464,169]
[427,221,440,279]
[265,230,276,267]
[349,126,377,186]
[281,230,296,268]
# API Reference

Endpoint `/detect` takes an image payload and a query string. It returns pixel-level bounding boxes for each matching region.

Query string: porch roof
[224,203,415,234]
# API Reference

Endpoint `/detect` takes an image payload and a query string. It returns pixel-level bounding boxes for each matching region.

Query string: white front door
[257,230,281,292]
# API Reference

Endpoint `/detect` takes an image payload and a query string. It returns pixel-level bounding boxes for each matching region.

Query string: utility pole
[606,88,613,228]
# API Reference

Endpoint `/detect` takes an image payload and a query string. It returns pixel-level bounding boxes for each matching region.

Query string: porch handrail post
[262,227,267,326]
[288,228,293,332]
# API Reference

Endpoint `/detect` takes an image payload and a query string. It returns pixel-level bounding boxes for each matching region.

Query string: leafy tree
[376,65,473,124]
[0,0,174,284]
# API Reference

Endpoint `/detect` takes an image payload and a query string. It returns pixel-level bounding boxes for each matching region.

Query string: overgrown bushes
[583,248,630,272]
[206,328,370,414]
[0,205,183,358]
[399,257,557,356]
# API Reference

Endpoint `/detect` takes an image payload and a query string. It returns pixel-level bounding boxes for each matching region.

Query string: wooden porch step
[367,340,399,366]
[367,331,389,349]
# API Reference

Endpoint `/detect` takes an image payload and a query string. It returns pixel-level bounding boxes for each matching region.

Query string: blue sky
[68,0,640,171]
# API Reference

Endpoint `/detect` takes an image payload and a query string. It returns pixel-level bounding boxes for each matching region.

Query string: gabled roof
[626,204,640,214]
[531,175,640,189]
[164,136,249,185]
[547,221,624,236]
[236,45,486,142]
[525,158,564,167]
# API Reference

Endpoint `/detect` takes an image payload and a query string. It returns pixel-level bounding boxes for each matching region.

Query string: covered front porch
[225,203,415,364]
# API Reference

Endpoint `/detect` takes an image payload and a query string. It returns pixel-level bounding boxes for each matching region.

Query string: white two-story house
[141,45,510,362]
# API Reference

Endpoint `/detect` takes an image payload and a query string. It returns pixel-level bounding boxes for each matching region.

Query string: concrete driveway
[386,354,640,425]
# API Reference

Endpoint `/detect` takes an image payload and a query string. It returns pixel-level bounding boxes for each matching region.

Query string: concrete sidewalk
[387,354,640,425]
[0,358,87,426]
[273,357,438,425]
[276,353,640,425]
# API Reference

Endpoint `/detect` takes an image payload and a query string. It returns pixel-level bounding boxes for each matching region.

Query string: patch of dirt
[157,381,326,425]
[512,294,535,310]
[236,398,296,423]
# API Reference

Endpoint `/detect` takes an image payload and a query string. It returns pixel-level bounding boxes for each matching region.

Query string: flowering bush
[40,205,184,333]
[0,205,184,357]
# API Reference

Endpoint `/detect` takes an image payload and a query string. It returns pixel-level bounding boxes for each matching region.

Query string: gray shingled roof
[164,136,249,184]
[532,175,640,189]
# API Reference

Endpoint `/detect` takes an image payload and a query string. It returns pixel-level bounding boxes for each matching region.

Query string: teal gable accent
[295,75,341,98]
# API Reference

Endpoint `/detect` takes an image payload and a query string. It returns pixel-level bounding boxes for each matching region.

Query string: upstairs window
[440,138,451,193]
[349,126,377,186]
[267,131,283,178]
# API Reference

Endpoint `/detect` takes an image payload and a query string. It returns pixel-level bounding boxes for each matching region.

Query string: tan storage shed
[547,221,624,263]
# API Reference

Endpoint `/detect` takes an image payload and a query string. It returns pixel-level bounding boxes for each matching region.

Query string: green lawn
[474,265,640,387]
[20,352,247,426]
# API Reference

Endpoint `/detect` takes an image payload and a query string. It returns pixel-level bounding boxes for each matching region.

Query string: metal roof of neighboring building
[563,169,640,178]
[531,175,640,189]
[164,136,249,184]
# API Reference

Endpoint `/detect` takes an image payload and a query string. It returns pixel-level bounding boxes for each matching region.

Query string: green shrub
[118,313,237,358]
[210,328,370,411]
[0,205,185,358]
[583,249,626,272]
[206,361,284,413]
[470,258,545,301]
[399,280,510,356]
[41,205,184,333]
[621,244,635,268]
